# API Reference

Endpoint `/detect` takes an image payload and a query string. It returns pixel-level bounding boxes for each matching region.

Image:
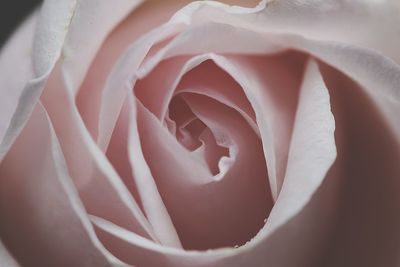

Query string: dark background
[0,0,42,48]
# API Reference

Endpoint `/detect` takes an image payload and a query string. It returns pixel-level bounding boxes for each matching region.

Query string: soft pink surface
[1,0,400,266]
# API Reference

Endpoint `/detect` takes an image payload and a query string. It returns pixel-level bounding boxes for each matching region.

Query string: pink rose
[1,0,400,266]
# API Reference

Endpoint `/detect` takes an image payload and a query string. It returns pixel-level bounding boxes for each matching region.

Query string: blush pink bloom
[1,1,400,266]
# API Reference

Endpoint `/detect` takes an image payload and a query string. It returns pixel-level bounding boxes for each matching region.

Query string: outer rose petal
[0,104,115,266]
[0,0,75,160]
[0,12,36,143]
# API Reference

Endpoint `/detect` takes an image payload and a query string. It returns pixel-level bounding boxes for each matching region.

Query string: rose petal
[0,104,118,266]
[175,59,257,132]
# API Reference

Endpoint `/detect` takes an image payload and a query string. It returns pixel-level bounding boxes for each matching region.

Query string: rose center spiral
[166,95,230,176]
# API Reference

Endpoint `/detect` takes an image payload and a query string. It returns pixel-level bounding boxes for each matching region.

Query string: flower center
[166,95,230,176]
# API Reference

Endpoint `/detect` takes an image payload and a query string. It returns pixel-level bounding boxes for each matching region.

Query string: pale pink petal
[0,104,115,266]
[134,56,195,119]
[175,59,257,132]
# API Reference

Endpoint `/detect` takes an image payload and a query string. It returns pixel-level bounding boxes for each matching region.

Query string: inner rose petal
[136,88,272,249]
[168,95,230,175]
[174,59,259,136]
